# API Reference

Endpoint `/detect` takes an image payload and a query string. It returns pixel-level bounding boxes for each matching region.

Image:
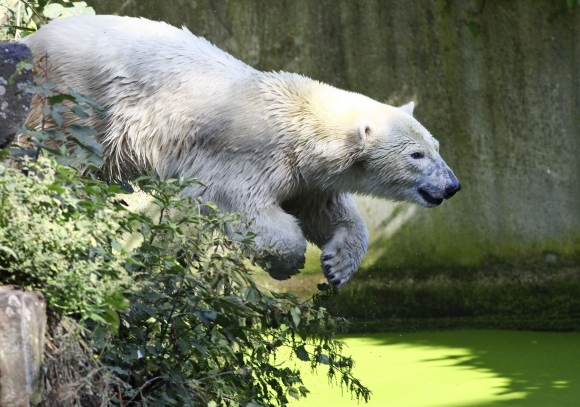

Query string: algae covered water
[293,330,580,407]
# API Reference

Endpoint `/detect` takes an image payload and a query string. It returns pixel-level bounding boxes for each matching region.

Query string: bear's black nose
[444,180,461,199]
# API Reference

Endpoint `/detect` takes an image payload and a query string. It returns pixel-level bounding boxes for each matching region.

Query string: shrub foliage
[95,176,369,406]
[0,156,131,323]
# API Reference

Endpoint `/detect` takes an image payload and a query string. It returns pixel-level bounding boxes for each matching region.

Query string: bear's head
[345,101,460,208]
[279,80,460,207]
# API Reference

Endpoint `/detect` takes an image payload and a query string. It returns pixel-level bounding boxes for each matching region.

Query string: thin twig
[197,370,236,381]
[157,270,188,361]
[18,0,44,21]
[124,376,165,406]
[118,386,125,407]
[14,0,21,41]
[148,206,165,244]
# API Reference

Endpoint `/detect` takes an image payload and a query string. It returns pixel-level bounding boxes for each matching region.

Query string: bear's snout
[443,175,461,199]
[415,161,460,207]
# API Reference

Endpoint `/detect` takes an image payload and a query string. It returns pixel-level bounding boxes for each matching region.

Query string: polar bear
[22,15,460,288]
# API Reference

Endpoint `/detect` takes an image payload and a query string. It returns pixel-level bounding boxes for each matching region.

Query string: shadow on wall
[354,196,417,269]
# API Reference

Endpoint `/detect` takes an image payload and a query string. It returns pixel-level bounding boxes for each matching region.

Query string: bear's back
[23,15,256,88]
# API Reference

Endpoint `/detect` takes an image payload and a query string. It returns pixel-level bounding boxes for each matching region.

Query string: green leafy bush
[1,64,129,329]
[0,156,131,324]
[92,175,370,406]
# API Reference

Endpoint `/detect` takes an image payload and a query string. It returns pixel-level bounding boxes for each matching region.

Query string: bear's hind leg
[249,206,308,281]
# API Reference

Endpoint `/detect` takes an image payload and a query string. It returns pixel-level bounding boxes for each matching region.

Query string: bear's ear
[399,101,415,116]
[354,122,372,146]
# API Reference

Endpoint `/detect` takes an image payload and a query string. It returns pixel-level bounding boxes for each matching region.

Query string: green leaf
[51,109,63,127]
[46,184,66,194]
[25,82,58,97]
[106,184,125,194]
[88,313,108,325]
[194,309,217,325]
[288,387,300,400]
[67,125,102,156]
[46,129,67,141]
[290,307,301,327]
[295,345,310,362]
[111,240,123,253]
[0,245,18,260]
[204,201,219,212]
[38,0,50,10]
[318,353,330,365]
[191,342,206,356]
[84,185,102,195]
[68,1,96,16]
[270,290,298,301]
[104,294,129,311]
[101,308,121,331]
[245,286,260,304]
[87,154,105,167]
[134,303,156,318]
[47,94,75,104]
[42,3,65,18]
[71,104,90,119]
[108,366,128,375]
[67,88,106,114]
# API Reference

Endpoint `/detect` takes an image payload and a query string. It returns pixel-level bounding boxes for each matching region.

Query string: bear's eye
[411,152,425,159]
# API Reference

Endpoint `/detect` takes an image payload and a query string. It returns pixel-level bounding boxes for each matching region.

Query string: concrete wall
[87,0,580,271]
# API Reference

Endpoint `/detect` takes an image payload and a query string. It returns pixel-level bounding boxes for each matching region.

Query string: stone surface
[87,1,580,271]
[0,286,46,407]
[0,42,32,148]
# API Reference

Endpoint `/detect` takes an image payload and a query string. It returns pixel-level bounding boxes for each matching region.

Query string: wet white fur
[23,15,445,287]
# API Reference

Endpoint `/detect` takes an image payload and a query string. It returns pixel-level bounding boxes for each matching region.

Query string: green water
[293,330,580,407]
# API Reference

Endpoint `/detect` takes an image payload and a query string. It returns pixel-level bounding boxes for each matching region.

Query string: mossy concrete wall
[87,0,580,271]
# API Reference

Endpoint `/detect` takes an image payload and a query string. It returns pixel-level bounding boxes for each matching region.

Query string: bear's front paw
[321,243,360,289]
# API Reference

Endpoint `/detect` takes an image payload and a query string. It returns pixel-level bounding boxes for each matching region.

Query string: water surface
[293,330,580,407]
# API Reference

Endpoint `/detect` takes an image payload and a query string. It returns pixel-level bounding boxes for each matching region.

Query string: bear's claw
[323,264,333,274]
[321,250,356,288]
